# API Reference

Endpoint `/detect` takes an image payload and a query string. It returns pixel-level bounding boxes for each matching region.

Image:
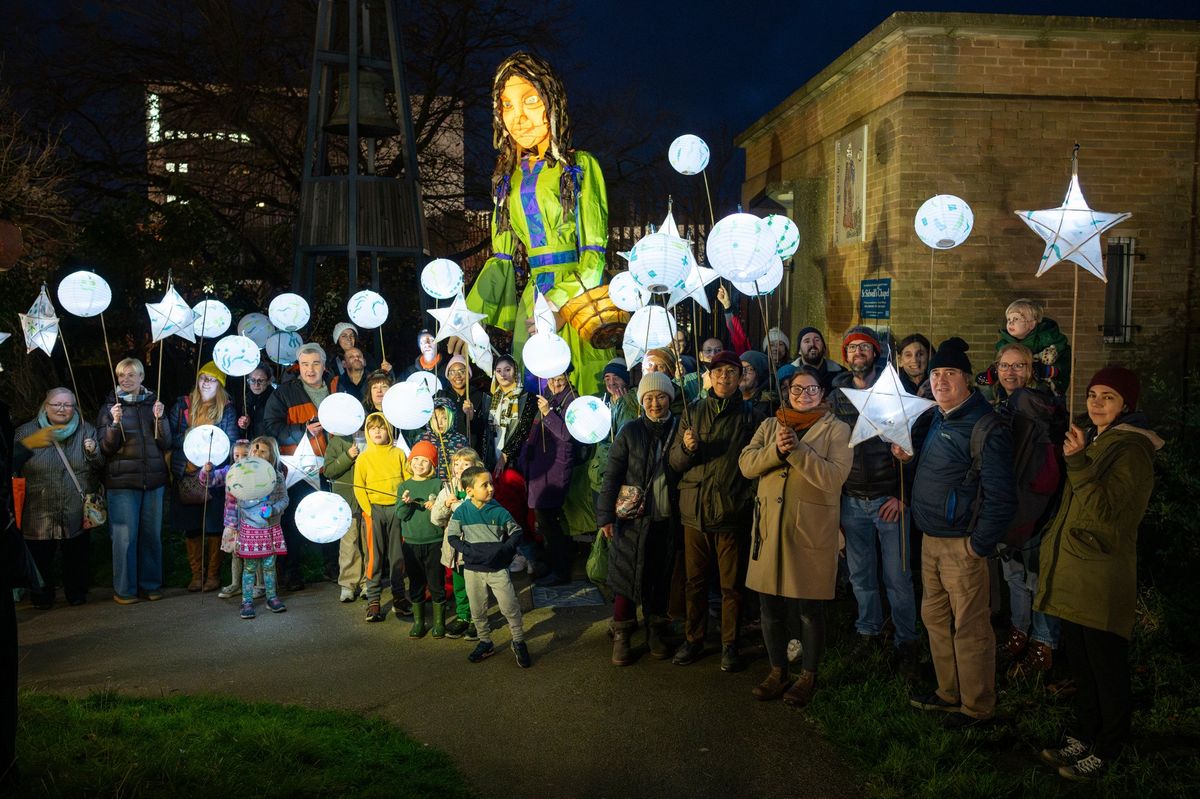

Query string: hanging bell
[325,70,400,138]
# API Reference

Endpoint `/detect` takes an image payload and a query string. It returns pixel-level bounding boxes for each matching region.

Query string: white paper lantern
[318,393,366,436]
[405,370,440,395]
[226,457,277,502]
[668,134,710,176]
[183,424,232,468]
[295,491,353,544]
[268,292,310,332]
[608,271,650,312]
[265,331,303,365]
[564,395,612,445]
[915,195,974,250]
[732,255,784,295]
[522,331,572,379]
[382,382,435,430]
[706,213,776,283]
[347,289,389,329]
[627,230,693,295]
[57,271,112,318]
[624,306,677,352]
[237,313,276,348]
[762,214,800,259]
[212,335,261,377]
[420,258,464,300]
[191,299,232,339]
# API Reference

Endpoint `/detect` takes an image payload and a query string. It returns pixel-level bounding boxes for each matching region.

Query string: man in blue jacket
[904,337,1015,729]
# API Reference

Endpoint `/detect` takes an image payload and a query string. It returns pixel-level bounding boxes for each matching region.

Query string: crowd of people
[8,297,1160,784]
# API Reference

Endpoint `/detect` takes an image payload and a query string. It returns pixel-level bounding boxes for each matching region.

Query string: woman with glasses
[169,362,239,592]
[437,355,486,451]
[237,364,275,439]
[738,367,852,706]
[13,389,104,608]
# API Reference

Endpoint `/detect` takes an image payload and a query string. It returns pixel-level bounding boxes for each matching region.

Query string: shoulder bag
[53,442,107,530]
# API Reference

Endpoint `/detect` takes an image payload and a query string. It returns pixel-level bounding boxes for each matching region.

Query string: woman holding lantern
[453,52,613,395]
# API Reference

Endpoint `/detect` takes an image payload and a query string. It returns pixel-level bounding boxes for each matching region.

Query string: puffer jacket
[668,394,764,534]
[829,364,912,498]
[911,389,1016,557]
[1036,414,1162,639]
[96,389,171,491]
[14,417,104,540]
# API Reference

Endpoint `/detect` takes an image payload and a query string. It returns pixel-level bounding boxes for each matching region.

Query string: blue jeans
[841,494,917,646]
[1001,554,1061,647]
[108,487,165,598]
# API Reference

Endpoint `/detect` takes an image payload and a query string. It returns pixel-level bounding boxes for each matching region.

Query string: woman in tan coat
[739,367,852,706]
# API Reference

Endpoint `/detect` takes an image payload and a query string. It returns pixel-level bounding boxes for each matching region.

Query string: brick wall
[737,13,1200,409]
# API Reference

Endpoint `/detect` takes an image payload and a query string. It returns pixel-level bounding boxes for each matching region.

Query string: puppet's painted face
[500,75,549,156]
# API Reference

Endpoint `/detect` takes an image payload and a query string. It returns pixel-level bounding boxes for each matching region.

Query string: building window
[1102,237,1136,344]
[165,162,176,173]
[177,163,188,174]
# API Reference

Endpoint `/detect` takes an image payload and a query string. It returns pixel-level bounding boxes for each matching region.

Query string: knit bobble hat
[637,371,676,403]
[1087,365,1140,410]
[332,322,359,345]
[645,347,678,375]
[198,361,226,388]
[842,325,881,361]
[929,337,973,374]
[409,440,438,468]
[762,327,790,353]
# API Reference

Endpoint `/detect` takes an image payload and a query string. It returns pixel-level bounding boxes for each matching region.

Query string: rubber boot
[431,602,446,639]
[647,617,674,660]
[610,619,637,666]
[752,667,795,701]
[202,537,222,592]
[186,537,203,592]
[409,602,427,638]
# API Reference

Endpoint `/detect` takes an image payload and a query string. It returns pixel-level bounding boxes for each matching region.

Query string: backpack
[966,403,1063,549]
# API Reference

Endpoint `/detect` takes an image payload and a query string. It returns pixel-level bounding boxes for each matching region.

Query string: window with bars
[1102,237,1137,344]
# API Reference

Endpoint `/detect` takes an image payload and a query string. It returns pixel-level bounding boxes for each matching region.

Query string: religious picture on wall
[834,125,867,246]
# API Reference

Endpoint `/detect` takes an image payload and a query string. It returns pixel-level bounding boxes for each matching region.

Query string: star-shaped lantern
[838,363,936,456]
[468,322,494,375]
[667,264,719,312]
[280,433,325,491]
[428,291,486,344]
[1016,151,1131,282]
[146,284,199,343]
[19,286,60,356]
[533,289,557,335]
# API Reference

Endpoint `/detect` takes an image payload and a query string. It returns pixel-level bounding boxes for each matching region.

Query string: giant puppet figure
[459,52,613,395]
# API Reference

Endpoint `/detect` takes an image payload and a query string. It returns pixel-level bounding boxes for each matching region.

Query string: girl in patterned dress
[236,437,289,619]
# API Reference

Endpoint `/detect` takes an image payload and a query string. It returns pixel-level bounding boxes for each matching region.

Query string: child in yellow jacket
[355,412,411,623]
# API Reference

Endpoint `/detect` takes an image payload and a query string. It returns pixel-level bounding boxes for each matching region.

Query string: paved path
[17,584,861,799]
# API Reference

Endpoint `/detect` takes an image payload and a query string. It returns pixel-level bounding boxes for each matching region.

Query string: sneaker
[720,644,745,673]
[393,599,413,618]
[467,641,495,663]
[1059,754,1106,782]
[464,624,479,641]
[217,582,239,599]
[112,594,140,605]
[253,586,266,599]
[239,602,256,620]
[444,618,470,639]
[941,711,990,731]
[136,590,164,601]
[909,691,961,712]
[672,640,704,666]
[512,640,532,668]
[267,598,286,613]
[365,602,385,623]
[1040,736,1089,768]
[509,554,528,573]
[339,587,355,602]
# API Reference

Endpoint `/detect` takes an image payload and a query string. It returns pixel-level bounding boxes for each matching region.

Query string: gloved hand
[258,503,271,520]
[1036,345,1058,365]
[974,366,996,387]
[21,426,63,450]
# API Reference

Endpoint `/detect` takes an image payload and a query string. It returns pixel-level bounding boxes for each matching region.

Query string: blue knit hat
[602,357,629,384]
[740,351,770,388]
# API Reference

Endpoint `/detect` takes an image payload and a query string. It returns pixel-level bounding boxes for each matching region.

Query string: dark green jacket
[995,317,1071,395]
[668,395,764,534]
[323,434,359,513]
[1036,416,1162,639]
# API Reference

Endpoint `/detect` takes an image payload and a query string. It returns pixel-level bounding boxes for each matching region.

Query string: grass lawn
[10,691,472,799]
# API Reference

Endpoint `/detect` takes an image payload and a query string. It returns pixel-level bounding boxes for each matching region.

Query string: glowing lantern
[237,313,276,347]
[191,299,232,339]
[1017,169,1130,282]
[420,258,464,300]
[625,228,693,295]
[668,134,710,175]
[732,255,784,295]
[268,292,310,332]
[405,370,440,395]
[212,335,261,377]
[762,214,800,259]
[295,491,353,544]
[522,331,572,379]
[564,395,612,444]
[706,213,776,283]
[382,382,435,430]
[146,285,197,343]
[19,287,59,356]
[914,195,973,250]
[183,424,232,468]
[347,289,389,329]
[265,331,302,365]
[838,363,936,456]
[318,393,366,436]
[57,271,112,317]
[608,271,650,312]
[226,457,277,502]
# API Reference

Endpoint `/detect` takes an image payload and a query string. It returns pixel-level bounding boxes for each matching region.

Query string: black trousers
[536,507,572,580]
[26,533,91,603]
[1060,618,1131,759]
[403,541,446,604]
[759,593,825,673]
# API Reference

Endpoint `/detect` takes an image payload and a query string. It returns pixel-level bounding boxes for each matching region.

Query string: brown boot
[646,617,674,660]
[610,619,637,666]
[202,537,222,592]
[186,537,203,592]
[1008,640,1054,680]
[782,670,817,708]
[751,667,795,701]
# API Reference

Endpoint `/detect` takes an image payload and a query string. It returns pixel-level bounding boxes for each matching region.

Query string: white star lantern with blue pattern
[146,284,198,343]
[280,433,324,491]
[1016,163,1131,283]
[428,291,487,344]
[838,363,936,456]
[19,286,60,356]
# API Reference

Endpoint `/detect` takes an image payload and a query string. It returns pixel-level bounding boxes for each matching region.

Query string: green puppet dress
[467,151,614,397]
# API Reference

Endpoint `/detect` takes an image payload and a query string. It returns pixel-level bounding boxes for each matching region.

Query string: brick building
[736,12,1200,410]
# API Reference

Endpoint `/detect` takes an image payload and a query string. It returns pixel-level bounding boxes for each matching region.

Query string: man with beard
[829,326,921,678]
[332,347,370,402]
[792,326,844,391]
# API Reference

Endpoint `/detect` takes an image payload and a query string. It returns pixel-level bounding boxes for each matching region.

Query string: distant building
[736,12,1200,407]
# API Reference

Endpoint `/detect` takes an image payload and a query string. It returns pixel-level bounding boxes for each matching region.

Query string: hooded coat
[520,383,578,509]
[353,413,411,513]
[416,398,469,481]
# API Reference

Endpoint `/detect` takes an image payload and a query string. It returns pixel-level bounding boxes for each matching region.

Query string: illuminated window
[165,163,176,172]
[146,92,161,143]
[178,163,188,174]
